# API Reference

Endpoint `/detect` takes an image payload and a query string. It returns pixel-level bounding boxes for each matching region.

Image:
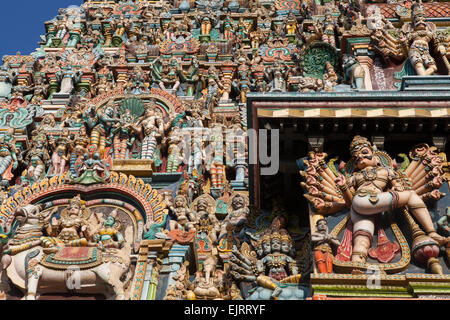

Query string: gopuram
[0,0,448,300]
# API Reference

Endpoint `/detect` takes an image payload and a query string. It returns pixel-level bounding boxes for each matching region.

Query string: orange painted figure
[311,219,340,273]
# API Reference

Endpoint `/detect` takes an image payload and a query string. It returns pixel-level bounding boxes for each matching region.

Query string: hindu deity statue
[284,11,299,36]
[219,194,249,241]
[366,6,394,31]
[322,61,338,92]
[96,77,113,96]
[189,255,225,300]
[265,60,290,92]
[112,109,136,160]
[166,127,184,173]
[205,77,220,109]
[40,195,93,252]
[71,151,110,185]
[49,128,72,176]
[93,210,125,250]
[0,133,18,184]
[29,77,48,105]
[342,55,366,90]
[261,231,299,281]
[56,65,80,95]
[192,195,221,244]
[334,136,449,262]
[230,228,300,300]
[0,65,15,101]
[251,0,275,19]
[223,15,235,41]
[84,104,120,157]
[320,9,339,48]
[69,126,90,176]
[127,66,148,94]
[133,102,165,160]
[400,3,447,76]
[311,219,340,273]
[21,137,50,185]
[168,195,197,232]
[151,58,184,93]
[198,8,217,36]
[208,115,226,189]
[185,57,201,98]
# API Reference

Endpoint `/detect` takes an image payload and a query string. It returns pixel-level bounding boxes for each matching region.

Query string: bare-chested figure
[335,136,449,263]
[133,101,164,160]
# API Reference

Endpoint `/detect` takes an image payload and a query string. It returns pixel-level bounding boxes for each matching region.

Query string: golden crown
[262,234,271,243]
[271,232,282,241]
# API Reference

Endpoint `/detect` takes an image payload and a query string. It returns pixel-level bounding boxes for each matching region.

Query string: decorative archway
[88,87,184,117]
[0,172,167,246]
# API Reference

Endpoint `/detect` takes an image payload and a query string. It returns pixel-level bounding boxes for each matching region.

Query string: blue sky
[0,0,83,58]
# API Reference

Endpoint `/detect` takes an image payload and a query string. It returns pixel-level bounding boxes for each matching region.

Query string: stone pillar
[356,56,373,90]
[140,252,157,300]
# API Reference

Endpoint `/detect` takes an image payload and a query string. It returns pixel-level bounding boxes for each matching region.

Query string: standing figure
[208,116,226,189]
[320,9,339,48]
[0,133,18,183]
[166,127,184,173]
[265,60,290,92]
[49,128,72,176]
[322,61,338,92]
[311,219,340,273]
[133,103,164,160]
[400,4,447,76]
[22,138,50,185]
[112,109,135,160]
[334,136,449,262]
[70,126,90,176]
[84,105,120,158]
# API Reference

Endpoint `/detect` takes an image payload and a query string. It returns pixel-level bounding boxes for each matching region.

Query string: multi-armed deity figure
[301,136,449,264]
[371,3,448,76]
[334,136,448,262]
[230,226,300,300]
[400,3,447,76]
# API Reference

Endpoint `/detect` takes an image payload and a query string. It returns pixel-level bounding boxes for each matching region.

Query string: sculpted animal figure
[0,203,132,300]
